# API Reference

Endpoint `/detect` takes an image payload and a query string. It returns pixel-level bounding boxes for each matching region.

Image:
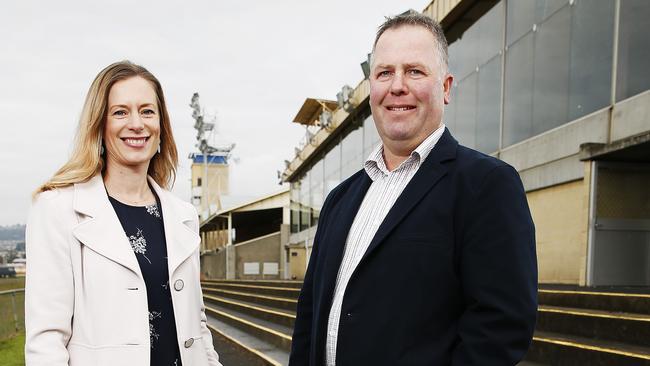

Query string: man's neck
[381,146,413,172]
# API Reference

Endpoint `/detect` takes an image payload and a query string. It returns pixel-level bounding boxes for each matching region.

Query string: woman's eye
[113,110,127,116]
[142,109,156,116]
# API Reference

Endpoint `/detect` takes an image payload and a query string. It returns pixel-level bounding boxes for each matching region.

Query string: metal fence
[0,288,25,340]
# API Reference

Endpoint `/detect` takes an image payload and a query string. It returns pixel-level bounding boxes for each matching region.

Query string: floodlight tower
[189,93,235,220]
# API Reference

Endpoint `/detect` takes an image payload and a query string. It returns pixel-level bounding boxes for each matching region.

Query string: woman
[25,61,222,366]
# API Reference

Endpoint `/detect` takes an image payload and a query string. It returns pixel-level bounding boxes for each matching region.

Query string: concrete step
[207,316,288,366]
[203,287,298,312]
[205,303,293,352]
[204,294,296,329]
[526,331,650,366]
[538,288,650,315]
[536,305,650,348]
[202,282,301,299]
[203,279,303,289]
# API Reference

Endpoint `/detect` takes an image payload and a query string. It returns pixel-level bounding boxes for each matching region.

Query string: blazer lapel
[321,172,372,302]
[359,129,458,264]
[149,178,200,277]
[71,175,143,278]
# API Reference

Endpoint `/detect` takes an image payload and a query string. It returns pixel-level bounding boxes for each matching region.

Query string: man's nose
[390,72,408,95]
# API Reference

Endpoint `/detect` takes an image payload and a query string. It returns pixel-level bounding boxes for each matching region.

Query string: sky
[0,0,428,225]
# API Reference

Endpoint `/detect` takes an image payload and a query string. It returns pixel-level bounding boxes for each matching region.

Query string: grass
[0,277,26,365]
[0,277,25,292]
[0,331,25,366]
[0,277,25,342]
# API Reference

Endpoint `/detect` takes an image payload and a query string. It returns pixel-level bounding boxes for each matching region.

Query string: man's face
[369,25,452,152]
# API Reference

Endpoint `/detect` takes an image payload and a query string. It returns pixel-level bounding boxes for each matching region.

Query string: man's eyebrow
[404,62,428,69]
[374,63,392,69]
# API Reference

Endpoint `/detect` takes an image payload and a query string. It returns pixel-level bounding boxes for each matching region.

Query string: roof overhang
[292,98,338,126]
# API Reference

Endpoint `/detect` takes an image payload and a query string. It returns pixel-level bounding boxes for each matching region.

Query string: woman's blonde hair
[35,61,178,195]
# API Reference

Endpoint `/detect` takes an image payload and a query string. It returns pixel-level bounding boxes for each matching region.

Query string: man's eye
[377,70,391,78]
[408,69,424,75]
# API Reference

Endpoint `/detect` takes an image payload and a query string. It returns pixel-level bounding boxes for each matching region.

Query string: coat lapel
[320,172,372,302]
[70,175,200,279]
[149,177,200,277]
[71,175,143,278]
[358,129,458,265]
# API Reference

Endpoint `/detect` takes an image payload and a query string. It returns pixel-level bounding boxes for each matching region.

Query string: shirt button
[174,279,184,291]
[184,338,194,348]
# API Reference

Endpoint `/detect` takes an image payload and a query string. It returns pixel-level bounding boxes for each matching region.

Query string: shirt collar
[364,123,446,181]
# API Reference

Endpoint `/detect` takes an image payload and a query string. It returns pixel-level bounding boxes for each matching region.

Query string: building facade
[282,0,650,286]
[199,189,290,280]
[189,153,230,220]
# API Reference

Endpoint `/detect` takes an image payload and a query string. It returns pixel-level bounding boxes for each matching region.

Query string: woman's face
[103,76,161,173]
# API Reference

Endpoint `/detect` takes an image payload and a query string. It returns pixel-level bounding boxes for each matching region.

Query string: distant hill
[0,225,26,241]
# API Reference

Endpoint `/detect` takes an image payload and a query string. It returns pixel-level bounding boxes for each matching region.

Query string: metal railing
[0,288,25,340]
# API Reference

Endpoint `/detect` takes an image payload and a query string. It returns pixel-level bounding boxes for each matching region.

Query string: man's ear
[443,73,454,105]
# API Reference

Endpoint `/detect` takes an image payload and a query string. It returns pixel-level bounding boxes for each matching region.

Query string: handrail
[0,288,25,295]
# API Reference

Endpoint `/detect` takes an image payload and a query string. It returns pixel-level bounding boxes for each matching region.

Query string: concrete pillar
[226,213,235,279]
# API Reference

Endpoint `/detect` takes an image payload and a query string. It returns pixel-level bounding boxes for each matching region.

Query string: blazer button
[184,338,194,348]
[174,279,184,291]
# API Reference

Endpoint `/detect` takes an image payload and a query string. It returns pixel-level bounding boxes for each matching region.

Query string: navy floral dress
[109,192,182,366]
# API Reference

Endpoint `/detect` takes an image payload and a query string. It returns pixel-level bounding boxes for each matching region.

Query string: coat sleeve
[288,233,320,366]
[288,185,338,366]
[198,287,223,366]
[25,191,74,366]
[189,206,223,366]
[452,165,538,365]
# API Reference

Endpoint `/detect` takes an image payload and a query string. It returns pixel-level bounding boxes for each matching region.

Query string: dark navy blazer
[289,129,537,366]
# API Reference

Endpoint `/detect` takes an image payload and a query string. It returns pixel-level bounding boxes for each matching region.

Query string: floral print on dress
[109,195,181,364]
[129,228,151,264]
[146,203,161,218]
[149,311,162,347]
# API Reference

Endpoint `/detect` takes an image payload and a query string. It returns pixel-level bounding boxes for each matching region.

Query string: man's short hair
[373,11,449,71]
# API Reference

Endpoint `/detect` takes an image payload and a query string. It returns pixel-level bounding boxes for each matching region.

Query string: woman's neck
[103,165,155,206]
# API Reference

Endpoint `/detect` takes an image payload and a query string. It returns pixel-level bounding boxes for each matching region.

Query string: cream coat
[25,175,222,366]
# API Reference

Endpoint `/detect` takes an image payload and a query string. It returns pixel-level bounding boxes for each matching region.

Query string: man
[289,13,537,366]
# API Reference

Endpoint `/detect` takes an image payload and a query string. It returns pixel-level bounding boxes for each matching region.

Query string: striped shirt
[325,124,446,366]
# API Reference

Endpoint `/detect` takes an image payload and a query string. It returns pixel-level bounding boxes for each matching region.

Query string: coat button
[184,338,194,348]
[174,279,184,291]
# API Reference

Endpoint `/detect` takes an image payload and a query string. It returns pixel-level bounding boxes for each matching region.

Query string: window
[616,0,650,101]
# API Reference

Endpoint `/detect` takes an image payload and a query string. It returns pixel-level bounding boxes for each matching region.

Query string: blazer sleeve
[452,165,538,365]
[25,191,74,366]
[289,185,339,366]
[189,206,223,366]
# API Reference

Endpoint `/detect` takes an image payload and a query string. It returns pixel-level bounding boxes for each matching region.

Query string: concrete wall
[288,246,308,280]
[235,232,282,280]
[200,250,226,280]
[527,172,591,285]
